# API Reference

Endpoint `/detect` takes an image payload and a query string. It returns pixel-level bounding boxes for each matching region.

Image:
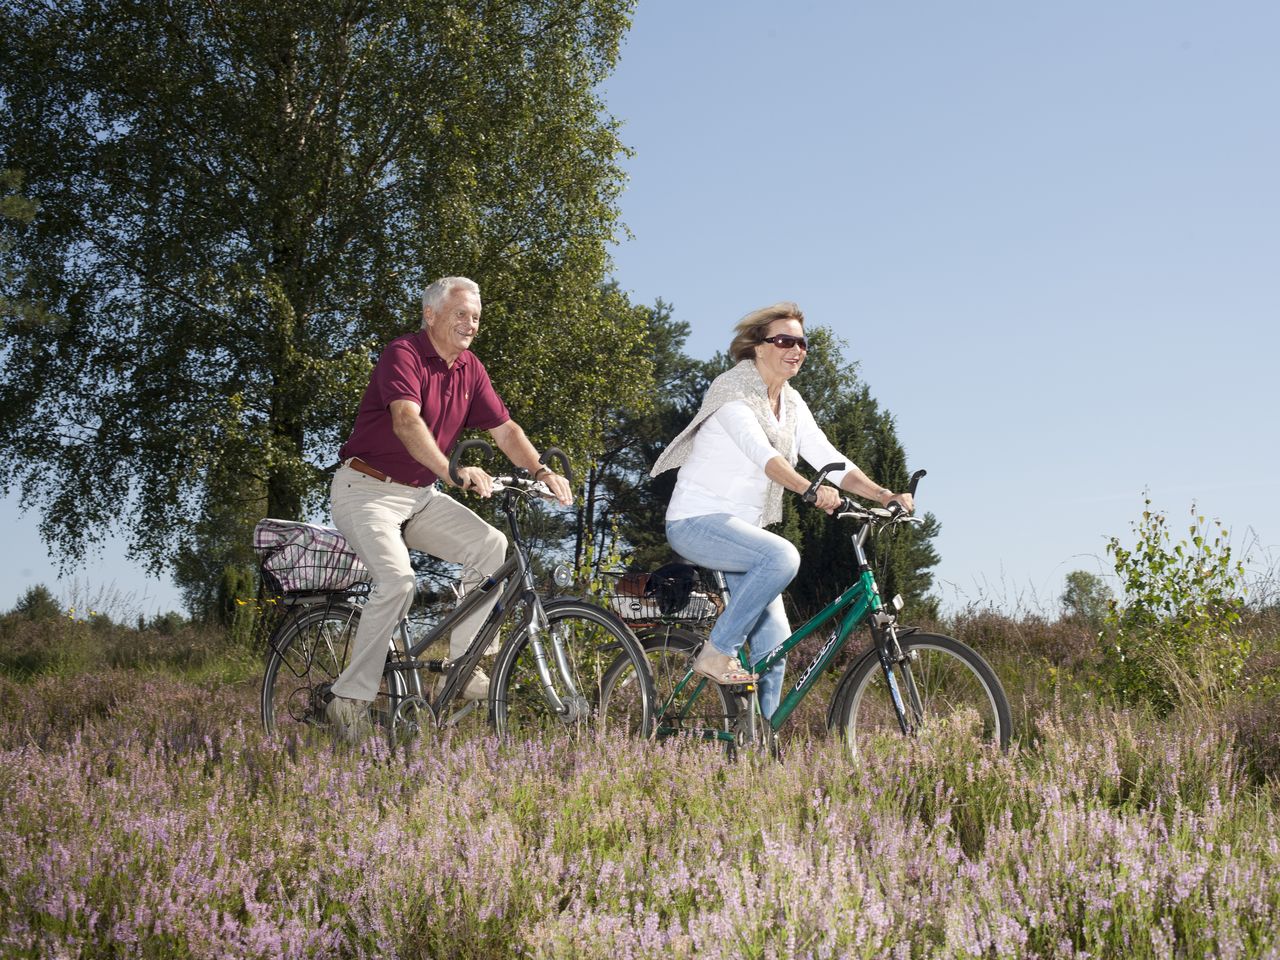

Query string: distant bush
[1104,500,1249,715]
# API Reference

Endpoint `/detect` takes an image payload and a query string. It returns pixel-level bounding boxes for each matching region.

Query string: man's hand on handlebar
[453,465,495,498]
[539,471,573,507]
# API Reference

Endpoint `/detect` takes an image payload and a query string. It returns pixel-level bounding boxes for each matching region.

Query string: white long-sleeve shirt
[666,397,854,526]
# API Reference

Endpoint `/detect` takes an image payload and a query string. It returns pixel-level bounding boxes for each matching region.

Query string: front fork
[872,611,923,735]
[521,590,591,722]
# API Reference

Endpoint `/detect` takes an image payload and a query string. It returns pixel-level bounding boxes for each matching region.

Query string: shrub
[0,615,252,680]
[1226,692,1280,786]
[1104,499,1249,715]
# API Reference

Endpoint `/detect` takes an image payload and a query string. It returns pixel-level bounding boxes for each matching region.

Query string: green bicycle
[601,467,1011,758]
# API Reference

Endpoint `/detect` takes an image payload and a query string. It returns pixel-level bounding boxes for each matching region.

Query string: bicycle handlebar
[448,438,491,485]
[802,463,928,526]
[802,462,848,504]
[447,438,577,491]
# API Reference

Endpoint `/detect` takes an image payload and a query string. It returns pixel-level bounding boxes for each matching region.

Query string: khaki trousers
[328,464,508,702]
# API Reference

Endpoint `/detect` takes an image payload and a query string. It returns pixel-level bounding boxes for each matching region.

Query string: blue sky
[2,0,1277,616]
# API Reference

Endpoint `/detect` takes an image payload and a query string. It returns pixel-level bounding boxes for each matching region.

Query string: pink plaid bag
[253,518,371,594]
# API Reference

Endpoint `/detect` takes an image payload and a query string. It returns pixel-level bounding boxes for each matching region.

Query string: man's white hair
[421,276,481,327]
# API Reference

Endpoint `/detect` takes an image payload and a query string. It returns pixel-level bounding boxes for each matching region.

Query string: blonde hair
[728,302,805,362]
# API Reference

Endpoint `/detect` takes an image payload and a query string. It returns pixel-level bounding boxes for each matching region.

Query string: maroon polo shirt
[338,330,510,486]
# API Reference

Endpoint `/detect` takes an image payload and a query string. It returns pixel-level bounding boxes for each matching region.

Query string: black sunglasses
[759,334,808,351]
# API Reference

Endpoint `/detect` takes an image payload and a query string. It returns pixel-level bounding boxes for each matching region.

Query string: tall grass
[1,610,1278,958]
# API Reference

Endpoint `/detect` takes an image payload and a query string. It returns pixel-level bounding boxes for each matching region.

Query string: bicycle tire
[491,600,654,739]
[834,632,1010,759]
[260,601,410,738]
[602,628,739,746]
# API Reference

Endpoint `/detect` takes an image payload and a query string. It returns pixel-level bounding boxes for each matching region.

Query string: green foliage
[579,297,709,572]
[1104,498,1249,714]
[0,169,57,330]
[1060,569,1112,630]
[215,563,258,647]
[0,612,251,680]
[147,610,188,635]
[0,0,641,607]
[10,584,62,621]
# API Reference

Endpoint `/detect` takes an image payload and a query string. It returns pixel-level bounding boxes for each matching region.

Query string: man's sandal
[691,646,758,685]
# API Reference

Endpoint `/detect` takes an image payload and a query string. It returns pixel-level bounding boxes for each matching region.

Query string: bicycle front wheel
[835,632,1010,759]
[491,600,654,739]
[261,601,409,738]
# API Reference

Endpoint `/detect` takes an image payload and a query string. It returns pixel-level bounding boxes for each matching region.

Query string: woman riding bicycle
[650,302,913,718]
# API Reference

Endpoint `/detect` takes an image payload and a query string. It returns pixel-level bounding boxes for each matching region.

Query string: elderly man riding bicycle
[325,276,571,742]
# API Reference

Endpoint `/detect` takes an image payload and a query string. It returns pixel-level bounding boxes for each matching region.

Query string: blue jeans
[666,514,800,719]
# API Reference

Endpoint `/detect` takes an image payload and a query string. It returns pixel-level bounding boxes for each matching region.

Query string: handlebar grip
[907,469,927,497]
[539,447,574,488]
[803,462,848,503]
[448,438,494,485]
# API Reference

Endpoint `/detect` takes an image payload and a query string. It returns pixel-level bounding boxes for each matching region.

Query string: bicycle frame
[383,484,585,722]
[754,566,883,730]
[657,511,913,743]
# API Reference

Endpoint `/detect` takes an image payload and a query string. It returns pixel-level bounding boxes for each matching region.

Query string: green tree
[1,169,56,329]
[0,0,643,608]
[10,584,62,621]
[579,297,709,573]
[1060,569,1112,630]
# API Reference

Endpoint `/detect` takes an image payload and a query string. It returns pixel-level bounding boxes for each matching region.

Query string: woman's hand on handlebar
[884,492,915,514]
[812,484,843,514]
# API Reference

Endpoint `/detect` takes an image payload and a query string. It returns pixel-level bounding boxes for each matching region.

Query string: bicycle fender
[827,647,878,732]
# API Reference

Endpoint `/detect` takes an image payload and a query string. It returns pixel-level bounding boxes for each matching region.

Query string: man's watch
[533,465,552,481]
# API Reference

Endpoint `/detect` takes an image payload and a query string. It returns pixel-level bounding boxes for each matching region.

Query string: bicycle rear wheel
[602,628,738,748]
[261,601,409,738]
[491,600,654,739]
[835,632,1010,759]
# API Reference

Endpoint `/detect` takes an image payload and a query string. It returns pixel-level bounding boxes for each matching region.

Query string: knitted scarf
[649,359,798,525]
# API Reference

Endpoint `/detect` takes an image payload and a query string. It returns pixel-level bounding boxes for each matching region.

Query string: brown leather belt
[346,457,420,487]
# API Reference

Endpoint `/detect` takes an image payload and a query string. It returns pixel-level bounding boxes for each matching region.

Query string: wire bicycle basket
[600,562,723,624]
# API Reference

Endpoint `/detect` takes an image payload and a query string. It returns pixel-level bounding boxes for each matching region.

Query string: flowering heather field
[1,668,1279,960]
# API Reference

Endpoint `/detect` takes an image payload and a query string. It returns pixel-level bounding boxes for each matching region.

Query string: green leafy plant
[1104,498,1248,714]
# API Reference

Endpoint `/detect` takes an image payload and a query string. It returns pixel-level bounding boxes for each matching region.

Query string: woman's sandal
[691,646,758,685]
